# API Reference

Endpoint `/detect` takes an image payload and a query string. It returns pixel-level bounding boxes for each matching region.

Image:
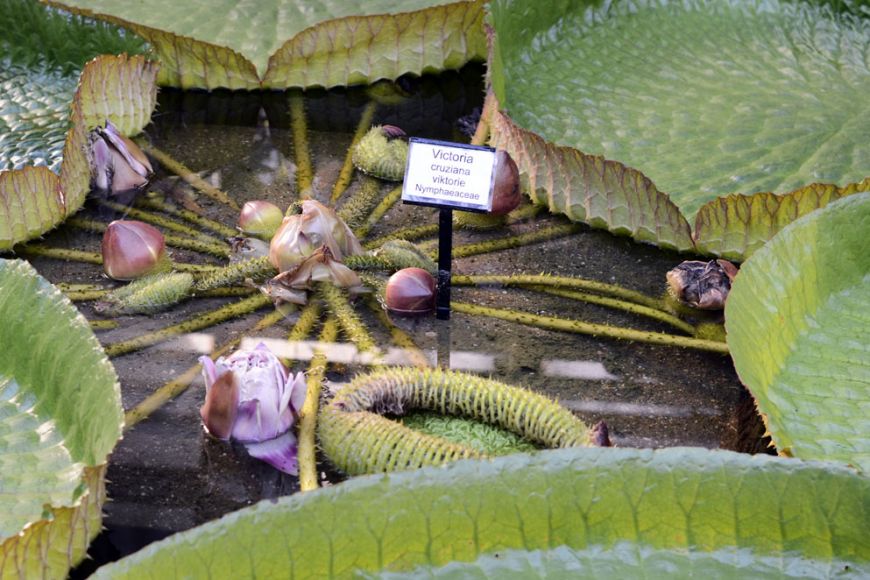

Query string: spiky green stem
[453,273,665,311]
[193,256,274,292]
[289,93,313,199]
[319,283,377,353]
[67,217,230,258]
[436,223,581,260]
[366,296,429,368]
[57,283,105,292]
[197,287,256,298]
[337,175,383,230]
[123,309,285,432]
[65,290,108,302]
[331,101,377,204]
[88,319,118,330]
[454,211,506,230]
[343,254,393,271]
[104,293,271,357]
[102,272,194,315]
[136,197,239,238]
[363,223,439,250]
[452,301,729,354]
[137,140,239,209]
[318,367,592,476]
[288,301,321,343]
[527,285,696,335]
[17,245,103,264]
[356,184,403,239]
[299,317,338,492]
[98,200,227,245]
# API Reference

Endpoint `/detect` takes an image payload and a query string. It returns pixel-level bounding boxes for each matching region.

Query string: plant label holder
[401,138,497,319]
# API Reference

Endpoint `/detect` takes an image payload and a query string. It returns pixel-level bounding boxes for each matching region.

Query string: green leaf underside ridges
[491,0,869,220]
[0,60,77,173]
[0,376,82,539]
[0,260,121,576]
[726,193,870,471]
[96,448,870,578]
[46,0,487,89]
[401,412,536,456]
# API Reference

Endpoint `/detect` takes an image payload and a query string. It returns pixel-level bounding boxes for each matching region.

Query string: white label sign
[401,138,496,212]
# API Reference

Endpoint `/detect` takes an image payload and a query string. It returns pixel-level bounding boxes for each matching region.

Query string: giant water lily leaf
[726,193,870,472]
[488,0,869,258]
[0,259,122,577]
[45,0,487,90]
[0,54,158,250]
[96,448,869,577]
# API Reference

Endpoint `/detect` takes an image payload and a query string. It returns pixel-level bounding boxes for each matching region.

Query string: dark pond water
[17,64,766,575]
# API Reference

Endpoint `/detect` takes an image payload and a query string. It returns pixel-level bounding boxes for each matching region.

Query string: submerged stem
[123,310,285,432]
[331,101,377,204]
[289,93,313,199]
[452,302,729,354]
[319,283,378,353]
[363,223,439,250]
[136,141,239,210]
[104,293,271,357]
[136,197,239,238]
[298,317,338,492]
[356,184,403,239]
[443,223,582,259]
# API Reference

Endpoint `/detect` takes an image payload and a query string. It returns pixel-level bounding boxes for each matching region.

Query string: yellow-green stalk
[104,293,271,357]
[319,283,377,353]
[452,302,729,354]
[444,223,582,260]
[355,184,403,239]
[136,140,239,209]
[298,317,338,492]
[193,256,274,292]
[98,200,227,245]
[136,197,239,238]
[101,272,194,315]
[337,175,384,230]
[330,101,377,204]
[289,93,313,199]
[363,223,438,250]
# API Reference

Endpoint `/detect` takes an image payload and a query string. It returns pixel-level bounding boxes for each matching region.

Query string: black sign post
[436,208,453,320]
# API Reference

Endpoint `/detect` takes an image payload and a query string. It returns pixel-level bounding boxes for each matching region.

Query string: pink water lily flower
[199,343,307,475]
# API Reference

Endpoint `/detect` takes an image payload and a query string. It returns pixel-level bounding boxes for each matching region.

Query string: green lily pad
[726,192,870,472]
[0,54,158,250]
[45,0,487,89]
[488,0,869,258]
[0,259,122,577]
[95,448,869,577]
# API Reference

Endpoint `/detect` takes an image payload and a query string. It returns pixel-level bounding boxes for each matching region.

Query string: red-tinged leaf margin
[486,94,695,252]
[262,0,487,89]
[693,178,870,260]
[0,54,158,251]
[0,466,106,578]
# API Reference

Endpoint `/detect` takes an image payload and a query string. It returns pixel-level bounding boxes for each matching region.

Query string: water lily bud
[199,343,307,474]
[351,125,409,181]
[238,200,283,239]
[101,219,167,281]
[490,150,521,216]
[385,267,436,316]
[89,120,153,195]
[269,200,362,272]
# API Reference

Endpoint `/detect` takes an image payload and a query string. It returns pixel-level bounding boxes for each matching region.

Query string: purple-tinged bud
[238,200,284,240]
[101,220,167,281]
[490,150,521,216]
[385,268,436,316]
[89,121,153,195]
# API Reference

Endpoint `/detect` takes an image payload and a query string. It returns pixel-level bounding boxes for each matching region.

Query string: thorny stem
[104,293,271,357]
[365,296,430,368]
[363,223,439,250]
[67,217,230,258]
[298,317,339,492]
[89,319,119,330]
[452,273,665,311]
[193,256,273,292]
[331,101,377,204]
[288,301,321,342]
[136,197,239,238]
[526,285,696,335]
[289,93,313,200]
[337,175,384,230]
[98,199,227,245]
[18,244,220,274]
[136,140,239,210]
[57,282,105,292]
[452,302,729,354]
[355,184,403,240]
[319,283,378,353]
[66,290,108,302]
[123,310,285,432]
[430,223,582,260]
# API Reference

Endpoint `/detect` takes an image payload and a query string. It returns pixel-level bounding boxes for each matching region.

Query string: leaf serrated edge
[693,177,870,261]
